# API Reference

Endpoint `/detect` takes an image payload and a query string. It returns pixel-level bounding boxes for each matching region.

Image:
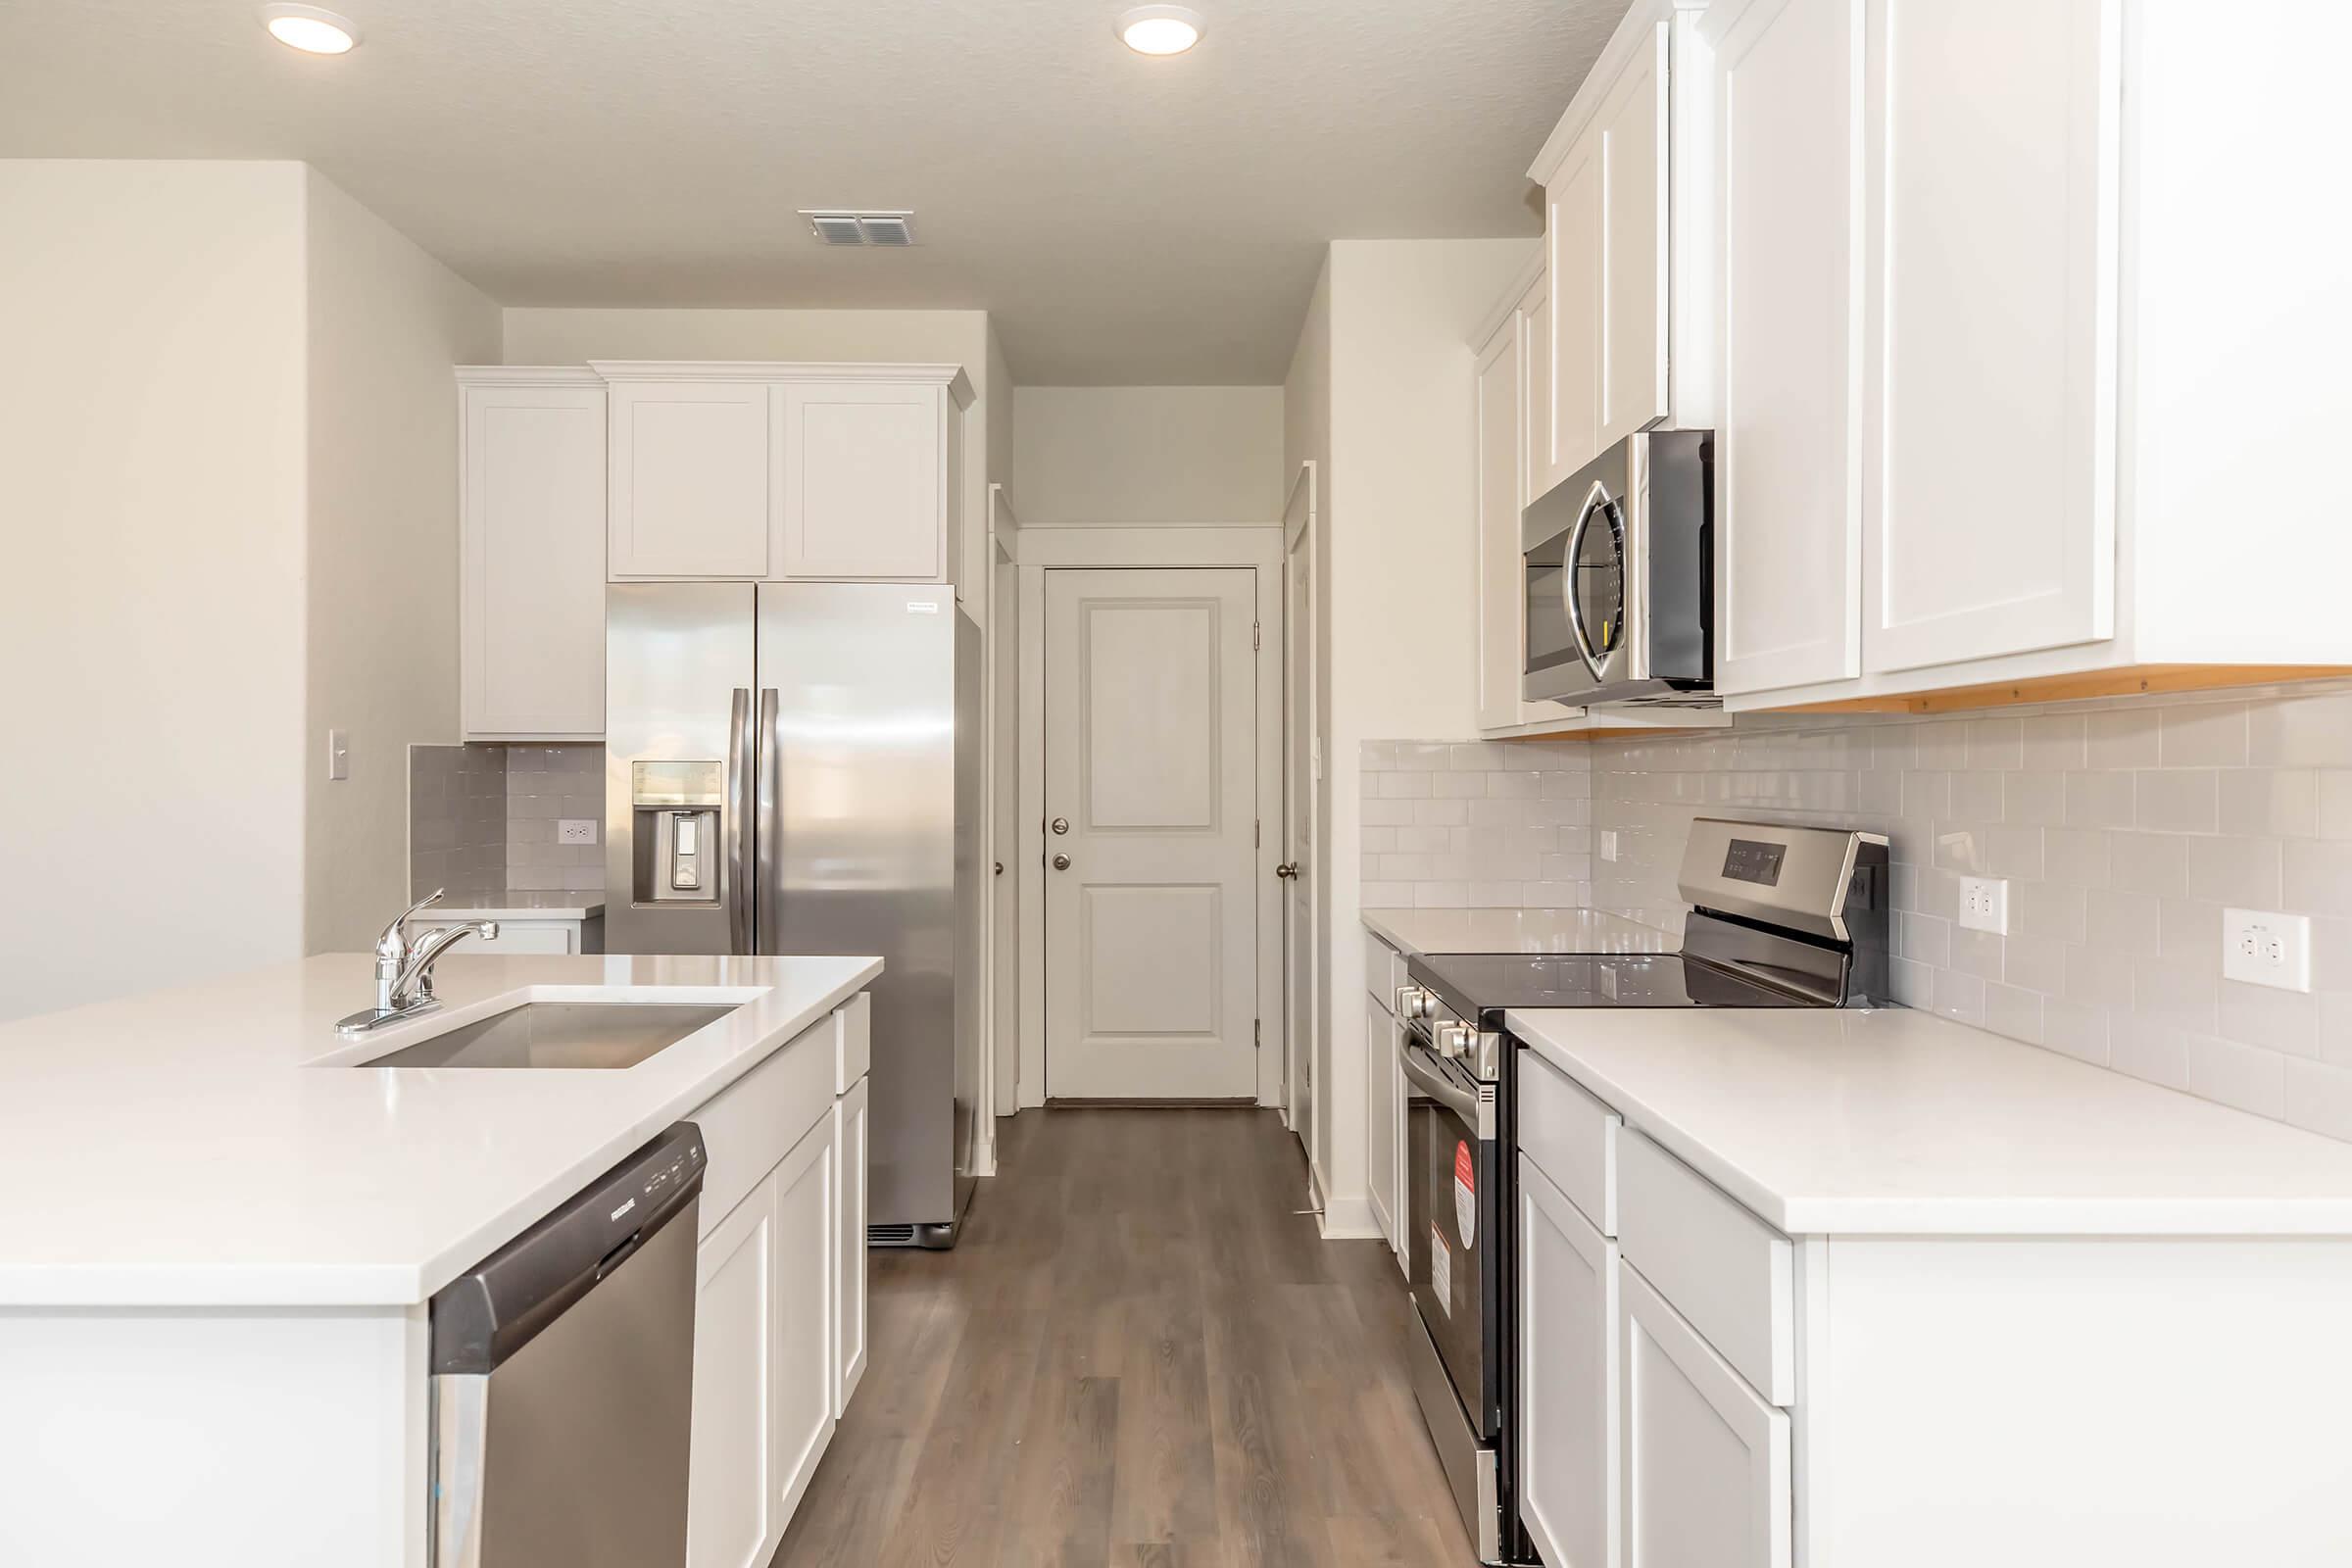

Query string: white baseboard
[1318,1194,1382,1240]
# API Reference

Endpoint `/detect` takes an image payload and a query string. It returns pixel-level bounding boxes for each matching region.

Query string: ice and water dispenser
[630,760,723,904]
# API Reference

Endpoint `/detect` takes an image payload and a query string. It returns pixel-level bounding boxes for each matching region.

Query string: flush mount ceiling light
[260,4,360,53]
[1116,5,1204,56]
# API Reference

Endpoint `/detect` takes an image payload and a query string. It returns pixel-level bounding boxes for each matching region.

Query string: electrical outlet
[558,819,598,846]
[1958,875,2008,935]
[1599,829,1620,863]
[2223,907,2311,992]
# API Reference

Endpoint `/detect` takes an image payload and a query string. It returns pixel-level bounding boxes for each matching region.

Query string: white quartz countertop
[1362,906,1673,956]
[1506,1004,2352,1237]
[422,893,605,919]
[0,952,878,1308]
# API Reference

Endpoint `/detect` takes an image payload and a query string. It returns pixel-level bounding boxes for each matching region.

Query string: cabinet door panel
[1862,0,2118,672]
[1520,276,1554,509]
[832,1076,869,1416]
[1475,317,1524,733]
[1519,1155,1620,1568]
[1621,1264,1789,1568]
[609,382,771,578]
[462,383,607,738]
[1546,142,1605,491]
[769,1110,837,1525]
[1599,22,1672,450]
[688,1178,777,1568]
[1712,0,1865,696]
[1367,1007,1397,1246]
[776,382,944,580]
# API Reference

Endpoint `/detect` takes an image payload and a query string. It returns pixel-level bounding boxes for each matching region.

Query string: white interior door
[1284,471,1317,1142]
[1045,566,1259,1100]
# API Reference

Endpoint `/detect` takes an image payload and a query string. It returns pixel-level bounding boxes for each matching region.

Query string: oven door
[1403,1037,1500,1438]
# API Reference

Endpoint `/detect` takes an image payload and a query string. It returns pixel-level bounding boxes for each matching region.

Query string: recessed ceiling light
[261,4,360,54]
[1116,5,1204,56]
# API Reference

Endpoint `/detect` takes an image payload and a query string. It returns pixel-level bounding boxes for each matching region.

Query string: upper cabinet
[1706,0,2351,712]
[608,380,774,578]
[596,364,972,587]
[458,370,609,741]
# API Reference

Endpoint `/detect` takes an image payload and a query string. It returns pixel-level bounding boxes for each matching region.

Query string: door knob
[1275,861,1299,879]
[994,861,1004,876]
[1052,853,1071,871]
[1051,817,1069,835]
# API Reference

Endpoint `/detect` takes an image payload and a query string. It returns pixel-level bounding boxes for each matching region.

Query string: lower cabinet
[831,1074,869,1416]
[1518,1153,1619,1568]
[1619,1262,1790,1568]
[686,999,871,1568]
[1367,1004,1397,1247]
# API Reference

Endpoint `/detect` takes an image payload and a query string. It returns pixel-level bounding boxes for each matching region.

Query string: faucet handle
[376,889,445,959]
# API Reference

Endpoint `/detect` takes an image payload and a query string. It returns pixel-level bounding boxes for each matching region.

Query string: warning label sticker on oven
[1454,1140,1477,1249]
[1430,1226,1451,1315]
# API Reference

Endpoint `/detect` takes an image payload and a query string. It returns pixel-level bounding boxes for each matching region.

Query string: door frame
[975,483,1020,1176]
[1282,463,1318,1146]
[1015,525,1286,1109]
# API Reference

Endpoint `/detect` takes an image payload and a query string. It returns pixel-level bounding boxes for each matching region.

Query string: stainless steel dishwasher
[428,1123,706,1567]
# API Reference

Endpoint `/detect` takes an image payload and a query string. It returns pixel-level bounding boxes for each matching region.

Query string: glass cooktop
[1412,951,1819,1017]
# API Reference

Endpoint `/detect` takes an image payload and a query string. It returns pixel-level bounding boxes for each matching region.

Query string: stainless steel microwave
[1521,428,1714,706]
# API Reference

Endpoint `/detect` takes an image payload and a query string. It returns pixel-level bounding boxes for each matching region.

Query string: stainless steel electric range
[1395,818,1891,1564]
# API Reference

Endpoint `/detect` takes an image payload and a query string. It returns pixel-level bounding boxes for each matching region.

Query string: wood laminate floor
[771,1106,1476,1568]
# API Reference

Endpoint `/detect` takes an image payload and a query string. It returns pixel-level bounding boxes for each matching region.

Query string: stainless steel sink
[358,1002,739,1070]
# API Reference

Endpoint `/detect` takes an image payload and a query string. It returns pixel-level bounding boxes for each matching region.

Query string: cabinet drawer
[833,992,870,1095]
[1617,1129,1793,1405]
[1365,932,1402,1011]
[1517,1046,1619,1235]
[694,1017,834,1236]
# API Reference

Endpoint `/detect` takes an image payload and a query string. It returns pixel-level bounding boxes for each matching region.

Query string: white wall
[304,170,500,953]
[0,162,311,1021]
[503,307,1000,622]
[1012,386,1283,524]
[1292,238,1536,1231]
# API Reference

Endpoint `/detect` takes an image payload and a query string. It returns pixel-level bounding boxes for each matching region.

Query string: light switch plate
[2223,907,2311,992]
[1958,875,2008,935]
[325,728,350,782]
[558,819,598,846]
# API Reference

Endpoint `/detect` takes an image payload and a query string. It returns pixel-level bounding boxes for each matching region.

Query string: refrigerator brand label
[1454,1141,1476,1248]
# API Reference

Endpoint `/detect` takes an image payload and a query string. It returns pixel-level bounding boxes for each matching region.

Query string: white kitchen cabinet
[1707,0,1866,700]
[1541,134,1605,494]
[457,372,608,741]
[687,1162,780,1568]
[767,1105,837,1528]
[1367,1004,1397,1250]
[1621,1263,1790,1568]
[1518,1153,1620,1568]
[608,380,773,578]
[1710,0,2352,713]
[776,379,948,580]
[1860,0,2117,674]
[831,1073,869,1416]
[1596,23,1671,454]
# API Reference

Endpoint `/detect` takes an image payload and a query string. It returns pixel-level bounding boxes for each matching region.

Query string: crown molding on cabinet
[1527,0,1709,184]
[586,361,975,408]
[1468,242,1547,351]
[453,366,606,386]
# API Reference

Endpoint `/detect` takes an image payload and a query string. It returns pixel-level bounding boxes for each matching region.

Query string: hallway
[771,1107,1474,1568]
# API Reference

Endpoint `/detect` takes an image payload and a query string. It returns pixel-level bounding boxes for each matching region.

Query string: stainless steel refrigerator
[605,581,982,1248]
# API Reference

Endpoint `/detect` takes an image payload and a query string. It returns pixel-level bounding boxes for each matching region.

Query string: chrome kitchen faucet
[336,890,498,1036]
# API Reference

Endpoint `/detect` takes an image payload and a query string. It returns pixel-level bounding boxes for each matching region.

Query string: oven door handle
[1400,1042,1486,1130]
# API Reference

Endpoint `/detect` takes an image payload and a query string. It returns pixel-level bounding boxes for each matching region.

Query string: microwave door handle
[725,686,752,955]
[754,688,780,956]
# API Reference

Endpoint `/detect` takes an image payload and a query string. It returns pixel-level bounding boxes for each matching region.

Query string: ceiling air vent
[801,211,916,247]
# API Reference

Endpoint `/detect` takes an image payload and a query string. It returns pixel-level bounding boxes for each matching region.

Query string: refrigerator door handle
[725,686,753,954]
[755,687,781,954]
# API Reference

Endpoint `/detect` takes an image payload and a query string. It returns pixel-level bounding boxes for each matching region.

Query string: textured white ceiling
[0,0,1627,382]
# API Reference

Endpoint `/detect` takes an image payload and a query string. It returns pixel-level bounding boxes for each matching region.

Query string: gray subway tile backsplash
[409,743,606,901]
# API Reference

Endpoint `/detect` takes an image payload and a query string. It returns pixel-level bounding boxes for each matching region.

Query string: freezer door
[606,583,757,956]
[757,583,960,1228]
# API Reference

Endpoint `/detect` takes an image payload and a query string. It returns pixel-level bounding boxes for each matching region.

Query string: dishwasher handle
[430,1122,706,1376]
